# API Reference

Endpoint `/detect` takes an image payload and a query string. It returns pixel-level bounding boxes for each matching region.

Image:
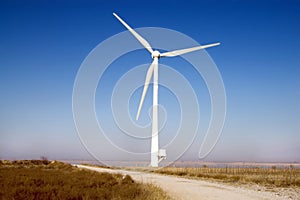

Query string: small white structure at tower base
[158,149,167,163]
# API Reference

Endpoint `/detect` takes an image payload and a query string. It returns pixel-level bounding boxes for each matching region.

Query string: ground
[77,165,300,200]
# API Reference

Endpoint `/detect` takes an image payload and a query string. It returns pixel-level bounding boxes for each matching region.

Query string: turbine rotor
[151,50,160,59]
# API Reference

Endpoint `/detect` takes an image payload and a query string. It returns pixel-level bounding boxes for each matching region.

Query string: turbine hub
[151,50,160,59]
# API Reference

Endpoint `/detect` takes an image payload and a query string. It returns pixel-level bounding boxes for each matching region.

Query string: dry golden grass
[0,160,170,200]
[155,166,300,187]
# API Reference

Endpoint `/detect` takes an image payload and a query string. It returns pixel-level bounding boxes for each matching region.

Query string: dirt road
[76,165,297,200]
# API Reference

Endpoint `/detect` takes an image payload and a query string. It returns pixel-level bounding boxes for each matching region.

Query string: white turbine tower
[113,13,220,167]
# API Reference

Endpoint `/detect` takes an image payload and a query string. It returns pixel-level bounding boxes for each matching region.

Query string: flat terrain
[0,160,170,200]
[78,165,300,200]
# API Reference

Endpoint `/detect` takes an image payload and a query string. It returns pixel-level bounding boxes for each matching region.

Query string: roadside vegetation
[71,163,300,188]
[0,160,170,200]
[155,165,300,187]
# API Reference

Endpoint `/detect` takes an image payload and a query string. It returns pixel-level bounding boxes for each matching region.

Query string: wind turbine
[113,13,220,167]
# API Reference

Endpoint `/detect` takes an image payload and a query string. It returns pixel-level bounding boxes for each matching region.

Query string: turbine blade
[136,60,156,120]
[113,13,153,54]
[160,42,220,57]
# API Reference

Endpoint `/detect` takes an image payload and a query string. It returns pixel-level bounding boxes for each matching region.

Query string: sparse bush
[122,174,135,184]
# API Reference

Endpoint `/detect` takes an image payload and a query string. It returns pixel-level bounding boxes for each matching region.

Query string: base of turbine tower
[150,149,167,167]
[158,149,167,163]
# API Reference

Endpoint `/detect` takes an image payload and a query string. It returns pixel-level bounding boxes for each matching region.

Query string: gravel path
[76,165,298,200]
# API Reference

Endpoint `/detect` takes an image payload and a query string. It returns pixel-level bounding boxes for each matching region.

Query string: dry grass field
[154,165,300,187]
[0,160,170,200]
[82,162,300,188]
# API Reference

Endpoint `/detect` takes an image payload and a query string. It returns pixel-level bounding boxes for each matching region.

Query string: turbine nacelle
[151,50,160,59]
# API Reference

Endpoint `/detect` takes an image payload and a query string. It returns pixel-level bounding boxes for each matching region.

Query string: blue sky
[0,0,299,162]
